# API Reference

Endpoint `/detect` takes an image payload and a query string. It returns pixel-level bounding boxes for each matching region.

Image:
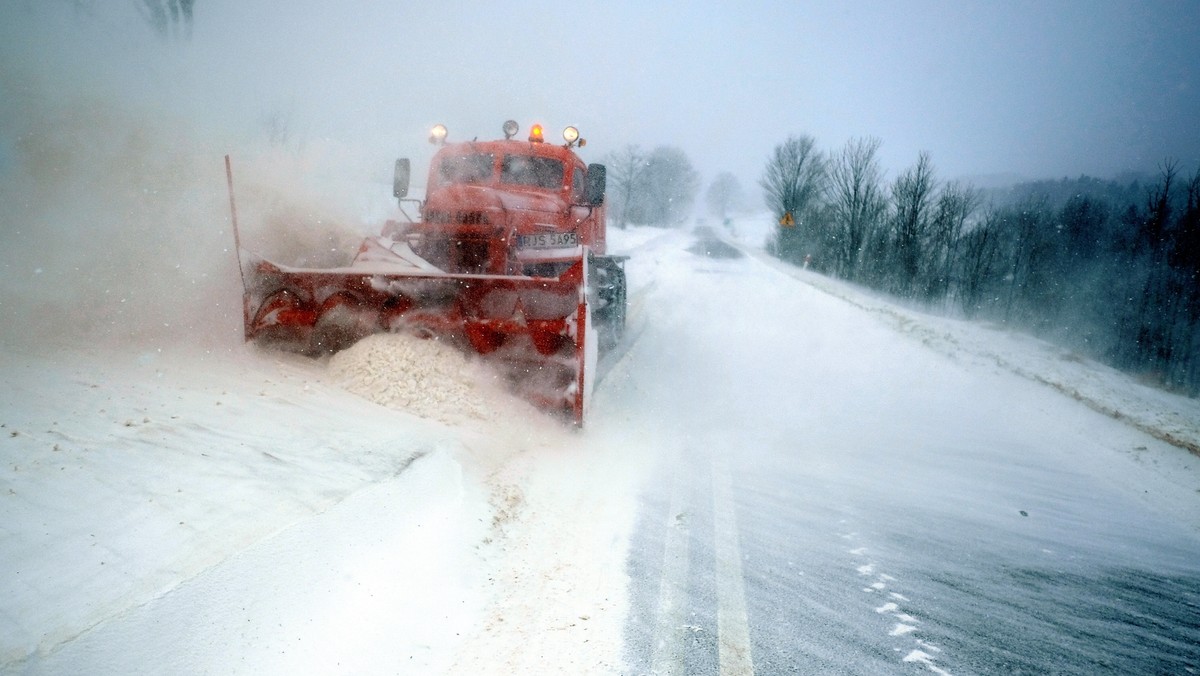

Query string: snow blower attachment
[230,121,627,425]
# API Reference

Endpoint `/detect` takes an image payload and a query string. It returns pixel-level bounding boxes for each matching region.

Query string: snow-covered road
[3,221,1199,674]
[613,227,1200,674]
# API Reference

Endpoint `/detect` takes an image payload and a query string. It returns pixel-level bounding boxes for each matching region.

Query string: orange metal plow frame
[240,256,591,425]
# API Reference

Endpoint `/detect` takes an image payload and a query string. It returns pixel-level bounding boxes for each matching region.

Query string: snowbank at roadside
[737,235,1200,458]
[0,344,461,668]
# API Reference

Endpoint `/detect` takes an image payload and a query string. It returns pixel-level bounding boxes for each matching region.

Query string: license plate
[518,232,579,248]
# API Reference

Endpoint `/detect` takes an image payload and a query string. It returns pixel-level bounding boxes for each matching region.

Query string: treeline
[762,134,1200,396]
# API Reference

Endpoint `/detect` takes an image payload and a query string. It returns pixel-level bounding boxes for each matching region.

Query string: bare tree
[1002,195,1056,323]
[53,1,195,39]
[1123,161,1183,376]
[631,146,700,226]
[603,145,698,227]
[761,135,827,263]
[890,152,937,296]
[1170,167,1200,391]
[1138,159,1178,257]
[603,145,646,229]
[134,0,195,40]
[957,212,1001,317]
[761,135,825,221]
[827,136,886,280]
[705,172,745,222]
[924,180,982,300]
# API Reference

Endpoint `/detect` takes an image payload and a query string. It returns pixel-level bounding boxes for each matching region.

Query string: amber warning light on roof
[529,124,544,143]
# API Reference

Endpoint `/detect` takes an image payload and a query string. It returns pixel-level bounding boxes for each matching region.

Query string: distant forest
[762,136,1200,397]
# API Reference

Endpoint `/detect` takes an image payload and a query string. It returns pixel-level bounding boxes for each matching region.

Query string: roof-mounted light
[502,120,519,139]
[529,123,544,143]
[429,124,448,145]
[563,126,579,145]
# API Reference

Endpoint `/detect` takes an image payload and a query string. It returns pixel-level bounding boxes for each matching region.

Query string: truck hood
[425,184,568,219]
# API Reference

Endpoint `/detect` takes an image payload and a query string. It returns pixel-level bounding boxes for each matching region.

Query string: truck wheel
[594,262,626,351]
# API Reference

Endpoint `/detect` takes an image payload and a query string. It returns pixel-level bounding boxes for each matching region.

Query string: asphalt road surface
[609,233,1200,675]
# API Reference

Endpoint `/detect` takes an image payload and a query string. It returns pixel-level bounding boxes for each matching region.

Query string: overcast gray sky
[3,0,1199,192]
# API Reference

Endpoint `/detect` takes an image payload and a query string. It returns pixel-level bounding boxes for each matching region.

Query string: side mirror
[393,158,410,199]
[584,163,606,206]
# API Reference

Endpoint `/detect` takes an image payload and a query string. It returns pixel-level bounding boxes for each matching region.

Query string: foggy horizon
[3,1,1198,196]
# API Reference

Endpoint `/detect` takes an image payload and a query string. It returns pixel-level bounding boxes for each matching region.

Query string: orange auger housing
[233,121,627,425]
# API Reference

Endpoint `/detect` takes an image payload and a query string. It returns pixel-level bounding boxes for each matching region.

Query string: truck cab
[390,121,626,349]
[392,122,609,278]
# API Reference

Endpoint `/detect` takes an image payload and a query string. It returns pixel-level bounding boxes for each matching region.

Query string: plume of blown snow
[329,333,518,425]
[0,3,385,354]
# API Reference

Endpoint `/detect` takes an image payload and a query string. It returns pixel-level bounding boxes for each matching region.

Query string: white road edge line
[712,456,754,675]
[651,464,691,676]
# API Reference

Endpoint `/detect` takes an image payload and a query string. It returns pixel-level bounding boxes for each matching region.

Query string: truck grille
[414,235,494,274]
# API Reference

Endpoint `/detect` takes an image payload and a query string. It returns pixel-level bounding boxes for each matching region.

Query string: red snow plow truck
[234,121,626,425]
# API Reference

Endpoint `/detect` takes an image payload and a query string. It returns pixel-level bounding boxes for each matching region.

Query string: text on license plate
[518,232,579,248]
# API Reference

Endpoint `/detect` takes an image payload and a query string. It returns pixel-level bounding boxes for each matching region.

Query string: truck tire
[592,257,626,350]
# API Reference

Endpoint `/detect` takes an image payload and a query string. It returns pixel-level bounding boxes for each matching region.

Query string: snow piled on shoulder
[741,240,1200,457]
[0,345,455,668]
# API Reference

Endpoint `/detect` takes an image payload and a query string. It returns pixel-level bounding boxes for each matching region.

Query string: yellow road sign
[779,212,795,227]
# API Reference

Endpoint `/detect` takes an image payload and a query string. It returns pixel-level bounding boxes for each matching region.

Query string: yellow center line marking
[651,465,691,675]
[713,456,754,675]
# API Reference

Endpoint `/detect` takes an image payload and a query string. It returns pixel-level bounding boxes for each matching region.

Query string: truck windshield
[501,155,564,190]
[438,153,494,185]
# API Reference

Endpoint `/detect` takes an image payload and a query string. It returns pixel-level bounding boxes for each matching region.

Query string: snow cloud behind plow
[0,5,380,353]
